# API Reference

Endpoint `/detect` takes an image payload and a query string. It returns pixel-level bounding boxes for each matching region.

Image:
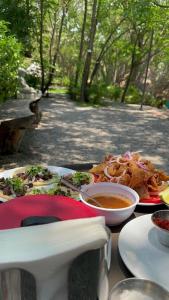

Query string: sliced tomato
[93,174,99,182]
[140,196,162,204]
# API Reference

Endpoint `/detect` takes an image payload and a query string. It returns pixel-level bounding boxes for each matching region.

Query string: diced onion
[104,166,113,179]
[108,156,119,164]
[104,167,126,182]
[108,159,117,165]
[116,157,128,165]
[123,151,132,160]
[137,162,148,171]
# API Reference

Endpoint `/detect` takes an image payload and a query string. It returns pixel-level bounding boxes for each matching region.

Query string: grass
[48,87,69,94]
[48,88,107,107]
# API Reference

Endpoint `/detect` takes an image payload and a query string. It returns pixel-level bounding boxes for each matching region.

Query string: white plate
[0,166,75,202]
[137,189,169,206]
[0,166,74,179]
[118,214,169,292]
[137,201,163,207]
[138,182,169,206]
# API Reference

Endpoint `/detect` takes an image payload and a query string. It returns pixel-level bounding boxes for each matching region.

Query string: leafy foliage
[1,0,169,107]
[0,0,35,55]
[0,21,22,102]
[25,63,41,88]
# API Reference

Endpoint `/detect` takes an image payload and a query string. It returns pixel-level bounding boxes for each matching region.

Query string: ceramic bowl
[151,210,169,247]
[80,182,139,225]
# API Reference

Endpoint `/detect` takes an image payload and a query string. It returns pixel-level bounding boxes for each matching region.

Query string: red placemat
[0,195,97,230]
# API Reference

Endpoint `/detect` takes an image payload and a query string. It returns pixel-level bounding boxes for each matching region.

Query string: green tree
[33,0,71,93]
[0,0,34,55]
[80,0,101,102]
[0,21,22,102]
[3,0,169,107]
[74,0,88,90]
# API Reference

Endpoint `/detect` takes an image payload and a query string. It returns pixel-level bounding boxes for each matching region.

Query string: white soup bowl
[80,182,139,226]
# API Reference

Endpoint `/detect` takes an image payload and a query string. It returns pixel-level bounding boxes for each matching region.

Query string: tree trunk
[129,32,145,85]
[140,30,154,110]
[74,0,88,90]
[112,53,118,84]
[49,11,57,67]
[39,0,45,93]
[26,0,30,16]
[44,7,66,93]
[80,0,100,102]
[88,20,125,86]
[120,38,137,103]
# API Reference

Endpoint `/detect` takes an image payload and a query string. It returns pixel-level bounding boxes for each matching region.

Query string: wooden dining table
[0,162,167,300]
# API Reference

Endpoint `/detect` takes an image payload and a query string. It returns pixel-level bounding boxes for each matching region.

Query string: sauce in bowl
[154,217,169,231]
[86,194,132,209]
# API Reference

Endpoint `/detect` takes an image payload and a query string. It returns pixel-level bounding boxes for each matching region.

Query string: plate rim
[118,214,169,291]
[138,181,169,206]
[137,201,163,207]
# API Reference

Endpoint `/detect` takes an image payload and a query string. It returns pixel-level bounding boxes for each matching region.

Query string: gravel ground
[0,94,169,173]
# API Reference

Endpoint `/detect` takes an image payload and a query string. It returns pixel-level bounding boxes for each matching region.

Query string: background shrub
[125,85,141,104]
[25,63,41,89]
[0,21,22,102]
[106,85,122,100]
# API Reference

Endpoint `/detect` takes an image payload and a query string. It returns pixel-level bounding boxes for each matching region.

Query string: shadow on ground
[0,94,169,172]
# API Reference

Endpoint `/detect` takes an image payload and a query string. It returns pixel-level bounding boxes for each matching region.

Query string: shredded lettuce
[71,172,92,186]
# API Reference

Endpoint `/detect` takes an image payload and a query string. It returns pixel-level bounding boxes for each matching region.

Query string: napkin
[0,194,98,230]
[0,216,108,300]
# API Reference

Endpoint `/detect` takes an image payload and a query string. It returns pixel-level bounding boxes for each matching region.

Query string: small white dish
[151,210,169,247]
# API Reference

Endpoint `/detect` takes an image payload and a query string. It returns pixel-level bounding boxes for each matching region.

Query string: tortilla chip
[90,163,106,174]
[157,170,169,181]
[89,152,169,200]
[118,174,131,186]
[128,162,146,188]
[135,185,149,199]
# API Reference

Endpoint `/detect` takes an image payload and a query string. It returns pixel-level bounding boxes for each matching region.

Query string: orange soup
[86,194,132,209]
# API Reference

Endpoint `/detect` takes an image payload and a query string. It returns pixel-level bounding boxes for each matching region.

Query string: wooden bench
[0,97,42,154]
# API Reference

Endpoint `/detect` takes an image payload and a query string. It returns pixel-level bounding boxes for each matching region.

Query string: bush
[106,85,122,100]
[143,94,163,108]
[123,86,163,108]
[69,84,103,104]
[69,84,121,104]
[25,73,40,89]
[125,86,141,104]
[87,84,105,104]
[60,76,70,87]
[25,63,41,89]
[54,76,70,87]
[87,84,123,103]
[69,85,80,100]
[0,21,22,102]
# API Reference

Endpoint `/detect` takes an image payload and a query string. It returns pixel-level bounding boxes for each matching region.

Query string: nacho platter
[89,151,169,206]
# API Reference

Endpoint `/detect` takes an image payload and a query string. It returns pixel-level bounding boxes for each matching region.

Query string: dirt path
[0,94,169,172]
